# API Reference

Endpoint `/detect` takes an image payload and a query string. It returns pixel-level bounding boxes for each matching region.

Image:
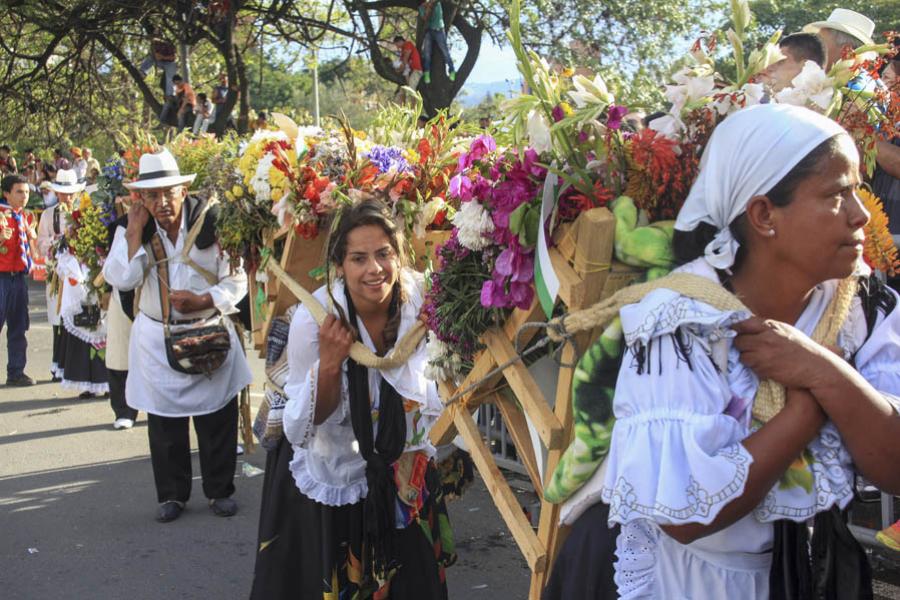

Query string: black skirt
[59,326,109,395]
[250,437,452,600]
[542,501,620,600]
[51,325,64,378]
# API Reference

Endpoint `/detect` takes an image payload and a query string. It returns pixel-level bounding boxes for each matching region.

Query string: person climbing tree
[418,0,455,84]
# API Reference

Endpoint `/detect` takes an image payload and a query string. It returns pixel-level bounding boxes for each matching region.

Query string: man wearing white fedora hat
[103,148,252,523]
[803,8,874,70]
[37,169,84,383]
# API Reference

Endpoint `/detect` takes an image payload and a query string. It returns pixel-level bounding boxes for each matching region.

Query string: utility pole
[312,47,320,127]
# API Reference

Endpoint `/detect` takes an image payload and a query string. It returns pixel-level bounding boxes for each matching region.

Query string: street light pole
[312,48,320,128]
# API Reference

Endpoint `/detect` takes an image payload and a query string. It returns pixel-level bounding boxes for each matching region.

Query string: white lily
[775,61,835,111]
[526,109,553,154]
[414,197,448,239]
[569,74,614,108]
[649,114,686,140]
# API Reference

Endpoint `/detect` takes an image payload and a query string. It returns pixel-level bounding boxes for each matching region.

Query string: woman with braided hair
[250,199,455,599]
[544,104,900,599]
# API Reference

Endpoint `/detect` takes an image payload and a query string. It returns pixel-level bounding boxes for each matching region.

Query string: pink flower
[607,105,628,130]
[551,105,565,122]
[449,173,473,201]
[495,244,534,283]
[458,134,497,170]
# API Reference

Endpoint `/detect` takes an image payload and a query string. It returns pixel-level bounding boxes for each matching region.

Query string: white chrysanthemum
[250,152,276,201]
[452,200,494,251]
[424,334,463,382]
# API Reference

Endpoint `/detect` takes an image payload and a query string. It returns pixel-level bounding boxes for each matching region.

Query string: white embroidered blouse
[600,258,900,598]
[281,270,444,507]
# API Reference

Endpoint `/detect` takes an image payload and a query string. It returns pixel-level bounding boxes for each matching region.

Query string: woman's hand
[732,317,834,389]
[318,314,354,373]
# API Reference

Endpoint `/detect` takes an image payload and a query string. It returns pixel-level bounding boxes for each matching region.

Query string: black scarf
[343,284,407,579]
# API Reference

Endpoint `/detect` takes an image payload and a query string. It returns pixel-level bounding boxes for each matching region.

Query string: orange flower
[859,188,900,276]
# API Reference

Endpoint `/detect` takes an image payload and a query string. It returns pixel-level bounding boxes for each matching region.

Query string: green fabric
[545,198,676,503]
[611,196,675,269]
[544,317,622,503]
[420,2,444,30]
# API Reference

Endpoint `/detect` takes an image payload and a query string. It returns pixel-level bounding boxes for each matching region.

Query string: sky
[459,37,519,84]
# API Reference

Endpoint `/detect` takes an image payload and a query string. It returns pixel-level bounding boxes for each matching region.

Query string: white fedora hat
[50,169,86,194]
[123,148,197,190]
[803,8,875,46]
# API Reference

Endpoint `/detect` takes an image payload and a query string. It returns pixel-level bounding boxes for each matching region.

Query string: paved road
[0,281,531,600]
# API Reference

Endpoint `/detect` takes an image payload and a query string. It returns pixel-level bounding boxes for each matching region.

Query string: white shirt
[102,212,252,416]
[37,204,71,325]
[73,158,88,182]
[281,270,443,506]
[596,258,900,599]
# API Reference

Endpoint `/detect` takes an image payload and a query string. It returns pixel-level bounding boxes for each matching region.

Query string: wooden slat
[493,392,544,496]
[549,247,585,309]
[431,297,546,446]
[454,408,547,573]
[487,331,563,449]
[529,343,577,598]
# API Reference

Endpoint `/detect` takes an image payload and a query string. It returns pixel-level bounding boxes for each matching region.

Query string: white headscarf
[674,104,849,270]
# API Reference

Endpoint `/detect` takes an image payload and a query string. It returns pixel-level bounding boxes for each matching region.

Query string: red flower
[417,138,432,165]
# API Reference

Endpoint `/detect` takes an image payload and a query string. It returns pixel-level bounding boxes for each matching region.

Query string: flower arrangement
[68,192,115,300]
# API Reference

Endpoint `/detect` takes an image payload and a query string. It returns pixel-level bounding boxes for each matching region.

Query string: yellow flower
[562,67,575,78]
[225,191,235,202]
[231,185,243,199]
[859,188,900,276]
[78,193,91,211]
[560,102,574,116]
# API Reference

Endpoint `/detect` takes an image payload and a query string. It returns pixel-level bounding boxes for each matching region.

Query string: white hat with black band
[123,148,197,190]
[50,169,86,194]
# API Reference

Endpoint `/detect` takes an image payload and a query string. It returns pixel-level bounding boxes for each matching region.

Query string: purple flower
[607,105,628,130]
[494,244,534,283]
[364,145,411,174]
[551,105,565,122]
[449,173,473,201]
[508,282,534,309]
[577,131,589,144]
[458,134,497,170]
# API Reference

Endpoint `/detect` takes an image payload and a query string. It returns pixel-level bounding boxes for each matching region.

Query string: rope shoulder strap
[548,272,858,423]
[180,196,218,286]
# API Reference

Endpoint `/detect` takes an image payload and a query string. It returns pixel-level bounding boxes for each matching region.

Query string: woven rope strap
[266,260,425,370]
[547,273,858,423]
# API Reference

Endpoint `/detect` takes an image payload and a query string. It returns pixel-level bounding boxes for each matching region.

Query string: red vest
[0,207,33,272]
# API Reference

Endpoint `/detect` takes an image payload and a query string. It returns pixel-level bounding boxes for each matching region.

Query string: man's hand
[169,290,214,314]
[125,201,150,260]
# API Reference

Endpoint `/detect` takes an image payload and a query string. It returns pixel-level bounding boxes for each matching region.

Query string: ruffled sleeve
[281,300,348,448]
[854,285,900,412]
[601,289,755,527]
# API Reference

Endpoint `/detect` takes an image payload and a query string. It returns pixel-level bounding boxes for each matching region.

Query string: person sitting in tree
[418,0,455,84]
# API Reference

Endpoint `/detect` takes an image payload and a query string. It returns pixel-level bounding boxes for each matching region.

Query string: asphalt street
[0,280,532,600]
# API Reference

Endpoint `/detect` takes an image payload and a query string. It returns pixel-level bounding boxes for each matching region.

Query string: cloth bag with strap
[146,198,231,377]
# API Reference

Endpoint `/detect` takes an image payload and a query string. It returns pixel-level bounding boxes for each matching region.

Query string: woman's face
[770,135,869,282]
[340,224,399,313]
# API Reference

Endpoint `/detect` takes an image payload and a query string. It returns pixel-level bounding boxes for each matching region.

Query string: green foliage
[504,0,728,110]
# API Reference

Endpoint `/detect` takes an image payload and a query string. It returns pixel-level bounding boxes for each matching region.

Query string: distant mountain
[457,79,522,107]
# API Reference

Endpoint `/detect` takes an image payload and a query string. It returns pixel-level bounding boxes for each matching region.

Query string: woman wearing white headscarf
[545,104,900,599]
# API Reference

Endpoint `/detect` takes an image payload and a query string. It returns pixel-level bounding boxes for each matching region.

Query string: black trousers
[108,369,137,420]
[147,396,237,504]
